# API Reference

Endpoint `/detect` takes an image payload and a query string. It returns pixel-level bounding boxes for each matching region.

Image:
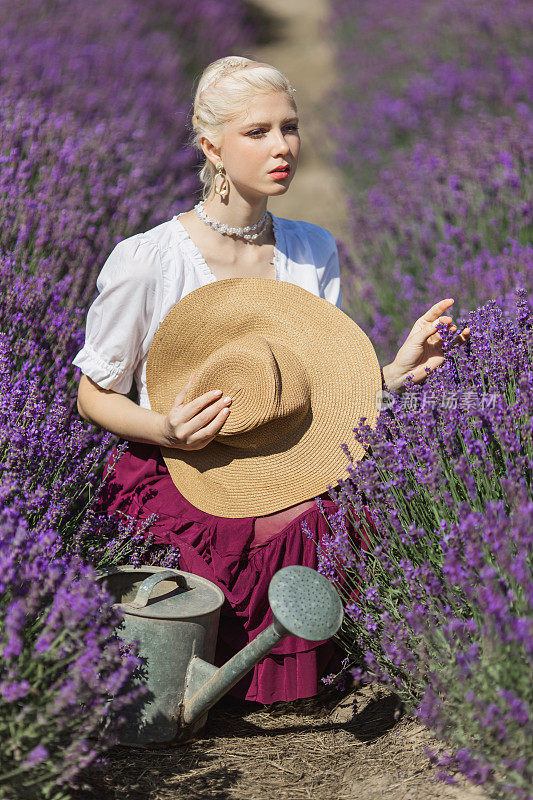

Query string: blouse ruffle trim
[72,343,132,393]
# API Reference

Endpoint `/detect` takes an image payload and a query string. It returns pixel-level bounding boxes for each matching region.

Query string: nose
[272,128,291,154]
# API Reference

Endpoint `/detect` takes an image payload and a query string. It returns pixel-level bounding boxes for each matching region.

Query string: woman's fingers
[198,406,232,437]
[421,298,455,323]
[191,396,232,431]
[183,406,230,447]
[175,389,220,421]
[448,326,470,348]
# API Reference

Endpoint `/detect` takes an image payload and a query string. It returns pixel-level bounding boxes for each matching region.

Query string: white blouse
[72,213,342,411]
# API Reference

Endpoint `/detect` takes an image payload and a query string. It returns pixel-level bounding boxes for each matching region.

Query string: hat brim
[146,278,381,517]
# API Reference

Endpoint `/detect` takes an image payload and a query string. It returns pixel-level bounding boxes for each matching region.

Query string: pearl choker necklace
[193,201,270,241]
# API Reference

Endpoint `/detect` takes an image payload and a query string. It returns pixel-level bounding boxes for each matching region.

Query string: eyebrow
[242,116,299,128]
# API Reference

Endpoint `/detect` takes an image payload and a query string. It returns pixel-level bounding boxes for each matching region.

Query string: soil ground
[79,683,488,799]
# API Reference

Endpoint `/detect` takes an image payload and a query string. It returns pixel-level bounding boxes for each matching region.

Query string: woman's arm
[381,362,408,394]
[77,375,168,445]
[77,374,233,450]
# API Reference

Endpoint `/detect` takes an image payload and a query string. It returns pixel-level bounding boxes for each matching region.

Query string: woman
[73,56,470,707]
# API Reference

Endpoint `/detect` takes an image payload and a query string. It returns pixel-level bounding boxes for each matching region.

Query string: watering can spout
[181,617,289,729]
[180,567,343,736]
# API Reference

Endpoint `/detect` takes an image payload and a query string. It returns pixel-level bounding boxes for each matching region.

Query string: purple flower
[0,0,258,309]
[0,505,148,796]
[319,289,532,795]
[0,680,30,702]
[22,745,49,770]
[329,0,532,363]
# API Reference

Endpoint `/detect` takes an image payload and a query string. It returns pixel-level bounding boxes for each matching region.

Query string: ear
[200,136,222,168]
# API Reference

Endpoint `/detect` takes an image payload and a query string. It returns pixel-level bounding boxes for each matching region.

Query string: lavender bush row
[0,253,184,798]
[0,252,86,396]
[135,0,258,80]
[312,291,532,797]
[329,0,532,179]
[0,90,196,311]
[417,497,532,796]
[0,0,255,126]
[0,500,148,800]
[0,0,257,307]
[0,252,182,570]
[345,113,532,363]
[328,0,532,363]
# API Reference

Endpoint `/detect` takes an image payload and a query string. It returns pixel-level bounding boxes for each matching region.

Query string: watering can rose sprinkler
[97,564,344,746]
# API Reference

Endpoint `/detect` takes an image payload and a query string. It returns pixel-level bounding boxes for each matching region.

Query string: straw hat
[146,278,382,518]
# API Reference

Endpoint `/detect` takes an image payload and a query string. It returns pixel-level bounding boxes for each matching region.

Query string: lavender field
[316,1,532,798]
[0,0,531,798]
[329,0,532,363]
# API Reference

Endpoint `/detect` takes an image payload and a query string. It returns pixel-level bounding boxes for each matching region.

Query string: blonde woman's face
[217,91,300,199]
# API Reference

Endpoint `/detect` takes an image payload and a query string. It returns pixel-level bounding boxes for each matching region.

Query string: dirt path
[80,684,488,799]
[244,0,352,248]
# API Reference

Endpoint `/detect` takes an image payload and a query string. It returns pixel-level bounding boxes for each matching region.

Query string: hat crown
[186,334,311,451]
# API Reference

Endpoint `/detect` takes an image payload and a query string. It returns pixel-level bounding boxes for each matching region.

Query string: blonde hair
[188,56,297,201]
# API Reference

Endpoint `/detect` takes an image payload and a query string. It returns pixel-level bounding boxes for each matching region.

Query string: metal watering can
[96,564,343,746]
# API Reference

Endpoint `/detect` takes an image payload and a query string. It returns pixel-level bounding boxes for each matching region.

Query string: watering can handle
[128,570,186,609]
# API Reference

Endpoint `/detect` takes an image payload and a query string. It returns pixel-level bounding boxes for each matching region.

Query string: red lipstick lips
[269,164,290,173]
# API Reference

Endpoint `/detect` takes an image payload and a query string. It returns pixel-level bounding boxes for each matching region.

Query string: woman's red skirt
[95,439,371,705]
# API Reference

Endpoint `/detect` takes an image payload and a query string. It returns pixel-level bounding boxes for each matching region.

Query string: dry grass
[78,683,488,800]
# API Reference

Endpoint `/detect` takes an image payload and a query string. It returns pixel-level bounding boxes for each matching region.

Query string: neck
[200,195,268,229]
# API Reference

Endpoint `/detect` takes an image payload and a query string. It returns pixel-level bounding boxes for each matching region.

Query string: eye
[246,124,299,138]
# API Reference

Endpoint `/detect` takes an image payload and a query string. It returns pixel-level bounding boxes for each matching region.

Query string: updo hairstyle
[189,56,297,200]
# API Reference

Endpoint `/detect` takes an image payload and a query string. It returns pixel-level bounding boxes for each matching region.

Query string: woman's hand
[382,299,470,394]
[161,374,233,450]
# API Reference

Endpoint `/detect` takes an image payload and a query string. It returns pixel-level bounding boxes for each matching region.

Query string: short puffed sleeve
[71,235,163,394]
[315,228,342,310]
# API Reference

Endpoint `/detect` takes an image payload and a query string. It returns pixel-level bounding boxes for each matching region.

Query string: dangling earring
[214,162,229,199]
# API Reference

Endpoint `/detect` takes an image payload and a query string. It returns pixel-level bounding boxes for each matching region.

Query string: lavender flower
[319,292,532,797]
[329,0,532,363]
[0,502,147,799]
[0,0,258,308]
